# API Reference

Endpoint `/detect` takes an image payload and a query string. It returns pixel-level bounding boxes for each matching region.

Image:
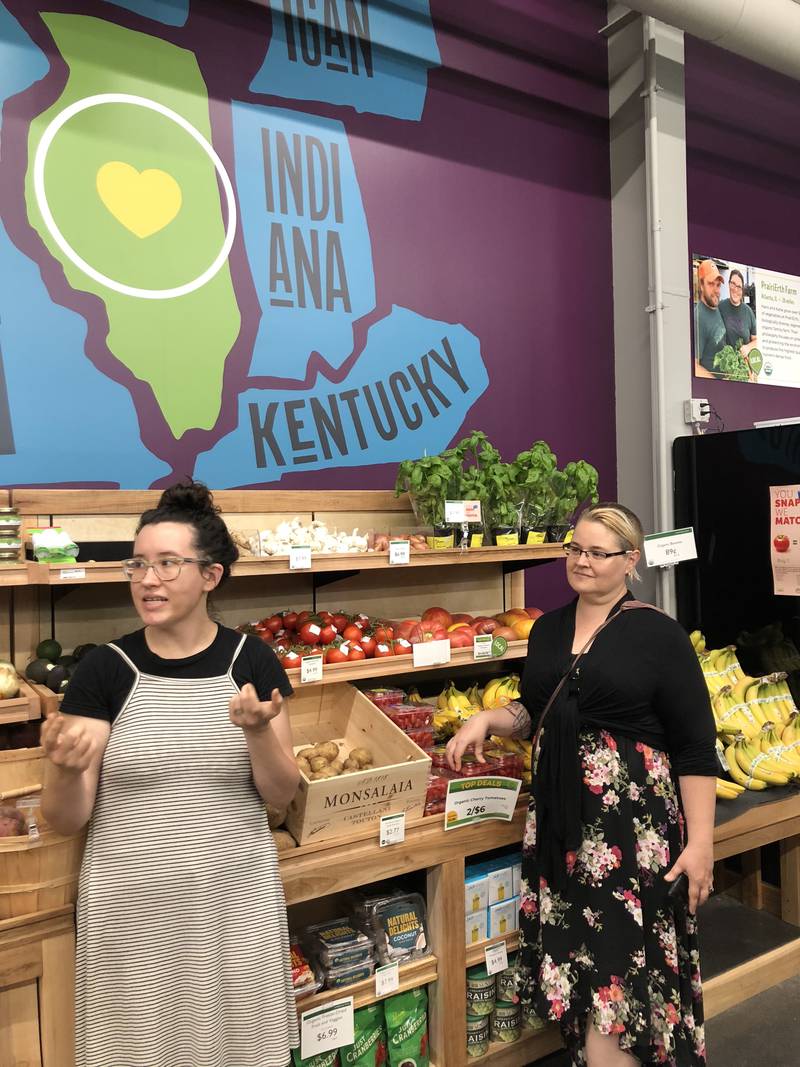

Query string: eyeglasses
[729,281,744,291]
[122,557,212,582]
[563,543,630,562]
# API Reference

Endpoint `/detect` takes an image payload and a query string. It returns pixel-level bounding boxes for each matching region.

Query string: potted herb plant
[547,460,599,541]
[452,430,497,547]
[512,441,558,544]
[480,453,522,545]
[394,449,462,547]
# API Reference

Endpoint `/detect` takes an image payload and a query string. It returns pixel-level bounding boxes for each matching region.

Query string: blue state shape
[101,0,189,27]
[232,101,375,378]
[0,220,170,487]
[251,0,440,121]
[195,305,488,485]
[0,6,50,100]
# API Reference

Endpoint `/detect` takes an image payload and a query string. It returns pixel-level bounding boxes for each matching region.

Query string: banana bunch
[700,645,745,696]
[406,687,426,704]
[490,735,533,770]
[482,674,521,709]
[711,685,760,741]
[747,673,797,727]
[436,681,481,724]
[724,731,798,789]
[689,630,706,654]
[782,711,800,746]
[716,776,745,801]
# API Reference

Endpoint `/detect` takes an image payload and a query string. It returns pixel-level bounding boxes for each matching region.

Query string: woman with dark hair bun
[40,480,300,1067]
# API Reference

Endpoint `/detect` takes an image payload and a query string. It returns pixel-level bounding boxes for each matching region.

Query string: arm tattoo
[504,700,532,739]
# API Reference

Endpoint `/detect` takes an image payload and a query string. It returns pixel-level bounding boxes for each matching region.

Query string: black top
[60,625,293,724]
[520,595,717,777]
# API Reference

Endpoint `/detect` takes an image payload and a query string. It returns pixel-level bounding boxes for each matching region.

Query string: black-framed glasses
[121,557,212,582]
[563,543,630,562]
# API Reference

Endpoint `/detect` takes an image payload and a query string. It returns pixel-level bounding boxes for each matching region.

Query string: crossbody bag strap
[532,600,663,747]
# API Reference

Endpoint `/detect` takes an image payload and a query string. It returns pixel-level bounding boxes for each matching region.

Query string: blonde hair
[577,501,644,582]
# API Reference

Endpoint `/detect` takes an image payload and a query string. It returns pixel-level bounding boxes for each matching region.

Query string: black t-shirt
[60,625,293,724]
[519,596,717,776]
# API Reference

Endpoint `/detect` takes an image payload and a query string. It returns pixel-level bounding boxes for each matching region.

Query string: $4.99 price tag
[300,653,323,684]
[388,539,410,565]
[301,997,355,1058]
[289,545,312,570]
[484,940,509,977]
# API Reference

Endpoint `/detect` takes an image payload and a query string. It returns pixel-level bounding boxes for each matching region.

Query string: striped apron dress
[75,637,298,1067]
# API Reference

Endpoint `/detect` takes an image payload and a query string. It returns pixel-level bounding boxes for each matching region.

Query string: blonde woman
[447,503,716,1066]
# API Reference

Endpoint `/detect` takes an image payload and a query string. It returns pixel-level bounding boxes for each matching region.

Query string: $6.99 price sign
[301,997,354,1058]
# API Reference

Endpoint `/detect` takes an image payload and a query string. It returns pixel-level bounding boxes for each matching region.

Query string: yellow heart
[96,161,182,239]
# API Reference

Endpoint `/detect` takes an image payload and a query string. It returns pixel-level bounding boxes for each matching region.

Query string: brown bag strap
[532,600,663,746]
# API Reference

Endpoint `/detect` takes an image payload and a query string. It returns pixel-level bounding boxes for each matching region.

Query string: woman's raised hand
[229,684,284,734]
[40,710,96,774]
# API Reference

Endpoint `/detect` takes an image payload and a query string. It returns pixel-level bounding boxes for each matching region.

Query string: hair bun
[156,479,218,516]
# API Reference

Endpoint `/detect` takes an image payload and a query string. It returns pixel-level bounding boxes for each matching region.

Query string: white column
[608,6,692,613]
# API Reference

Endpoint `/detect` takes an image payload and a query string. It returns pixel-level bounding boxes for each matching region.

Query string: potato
[310,766,338,780]
[273,829,298,852]
[297,756,312,777]
[329,759,344,775]
[297,747,317,761]
[343,758,361,772]
[310,756,330,773]
[265,804,287,829]
[314,741,340,762]
[349,747,373,768]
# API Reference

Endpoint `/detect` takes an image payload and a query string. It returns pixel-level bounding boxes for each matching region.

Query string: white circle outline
[33,92,237,300]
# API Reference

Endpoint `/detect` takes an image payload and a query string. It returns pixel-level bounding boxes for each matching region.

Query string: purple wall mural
[686,36,800,428]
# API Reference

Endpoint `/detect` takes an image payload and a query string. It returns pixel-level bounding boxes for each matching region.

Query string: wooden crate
[0,747,43,794]
[285,684,430,845]
[27,685,62,720]
[0,680,41,726]
[0,827,85,920]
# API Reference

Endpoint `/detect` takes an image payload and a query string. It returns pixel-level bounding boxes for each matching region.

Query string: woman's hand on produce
[40,710,95,774]
[664,842,713,913]
[445,712,490,771]
[229,684,284,734]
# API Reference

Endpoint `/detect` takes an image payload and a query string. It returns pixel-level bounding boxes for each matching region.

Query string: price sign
[643,528,697,568]
[375,962,400,997]
[289,545,312,570]
[484,940,509,977]
[444,776,522,831]
[379,812,406,848]
[389,539,410,565]
[300,997,355,1059]
[473,633,493,660]
[59,567,85,580]
[300,654,323,684]
[412,638,451,668]
[445,500,482,523]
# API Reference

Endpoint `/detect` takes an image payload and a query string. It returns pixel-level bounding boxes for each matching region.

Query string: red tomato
[282,611,298,631]
[359,633,377,657]
[318,623,339,645]
[299,621,322,645]
[394,619,416,640]
[317,610,334,624]
[449,628,474,649]
[342,624,363,643]
[281,649,301,669]
[450,613,474,625]
[324,644,349,664]
[392,638,413,656]
[296,610,313,628]
[408,621,448,644]
[373,624,394,643]
[354,613,371,628]
[347,642,366,661]
[332,612,350,632]
[421,606,453,629]
[374,643,394,658]
[264,614,283,634]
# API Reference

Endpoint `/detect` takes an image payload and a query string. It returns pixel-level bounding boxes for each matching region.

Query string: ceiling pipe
[623,0,800,82]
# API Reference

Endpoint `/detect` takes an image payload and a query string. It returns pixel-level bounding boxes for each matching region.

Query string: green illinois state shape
[24,14,240,437]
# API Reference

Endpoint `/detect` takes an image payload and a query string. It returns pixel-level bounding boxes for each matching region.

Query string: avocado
[45,665,68,693]
[56,655,76,669]
[72,643,97,662]
[26,658,51,684]
[36,638,62,662]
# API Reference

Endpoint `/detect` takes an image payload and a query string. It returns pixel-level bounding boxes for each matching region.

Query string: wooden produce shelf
[0,562,34,587]
[465,932,520,969]
[286,641,528,687]
[27,543,563,585]
[714,791,800,860]
[296,954,438,1014]
[280,801,528,906]
[0,681,41,726]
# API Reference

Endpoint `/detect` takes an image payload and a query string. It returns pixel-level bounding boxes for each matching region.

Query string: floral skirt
[517,731,705,1066]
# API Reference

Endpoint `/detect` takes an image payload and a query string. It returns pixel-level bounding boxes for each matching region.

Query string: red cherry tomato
[296,610,313,628]
[374,643,394,658]
[354,613,371,629]
[282,611,298,631]
[342,624,363,643]
[347,642,367,661]
[299,621,322,645]
[281,649,301,669]
[318,610,334,624]
[359,633,377,657]
[373,624,394,644]
[392,638,412,656]
[324,644,349,664]
[265,614,283,634]
[332,612,350,632]
[318,623,338,645]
